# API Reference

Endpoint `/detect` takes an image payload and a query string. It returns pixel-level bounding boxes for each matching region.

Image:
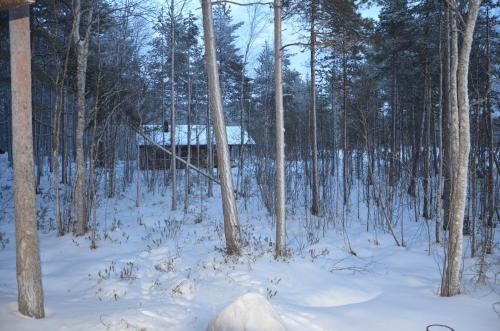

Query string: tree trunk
[9,4,45,318]
[206,103,213,197]
[52,81,64,235]
[61,89,68,185]
[184,56,192,213]
[170,0,177,211]
[441,0,481,297]
[485,6,494,253]
[408,98,426,197]
[310,0,319,215]
[436,6,444,242]
[274,0,286,257]
[342,47,349,206]
[442,4,452,231]
[423,65,431,220]
[72,0,92,235]
[389,62,398,186]
[201,0,241,255]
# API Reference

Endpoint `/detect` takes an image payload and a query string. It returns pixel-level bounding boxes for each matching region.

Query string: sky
[149,0,382,78]
[227,2,381,77]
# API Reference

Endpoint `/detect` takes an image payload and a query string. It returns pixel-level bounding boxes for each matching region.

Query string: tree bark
[310,0,319,215]
[52,86,62,234]
[389,62,398,186]
[184,54,192,213]
[441,0,481,297]
[201,0,241,255]
[485,6,494,252]
[72,0,92,235]
[423,65,431,220]
[206,103,213,197]
[52,27,72,235]
[442,3,452,231]
[9,4,45,318]
[436,6,445,242]
[170,0,177,211]
[342,47,349,206]
[274,0,286,257]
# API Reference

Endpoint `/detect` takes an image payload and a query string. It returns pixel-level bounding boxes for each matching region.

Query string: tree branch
[281,42,310,51]
[443,0,466,27]
[211,0,273,7]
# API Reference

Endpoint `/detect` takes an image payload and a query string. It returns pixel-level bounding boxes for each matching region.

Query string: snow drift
[207,293,286,331]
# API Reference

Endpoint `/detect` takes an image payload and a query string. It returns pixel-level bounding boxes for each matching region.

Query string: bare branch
[443,0,466,27]
[211,0,272,7]
[281,42,310,51]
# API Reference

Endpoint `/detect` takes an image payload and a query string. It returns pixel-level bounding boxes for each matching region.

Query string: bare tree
[8,3,45,318]
[51,2,73,236]
[310,0,319,215]
[484,6,495,255]
[237,5,264,196]
[201,0,241,255]
[169,0,177,211]
[442,2,452,231]
[435,3,445,243]
[72,0,94,235]
[184,53,192,212]
[441,0,481,297]
[274,0,285,257]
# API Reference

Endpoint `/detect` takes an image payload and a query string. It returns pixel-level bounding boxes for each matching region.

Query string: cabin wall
[139,145,209,170]
[138,144,253,170]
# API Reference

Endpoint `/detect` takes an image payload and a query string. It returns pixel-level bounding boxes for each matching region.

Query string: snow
[207,293,285,331]
[0,153,499,331]
[137,124,256,146]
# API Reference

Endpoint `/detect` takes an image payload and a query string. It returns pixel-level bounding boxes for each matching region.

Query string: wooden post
[8,2,45,318]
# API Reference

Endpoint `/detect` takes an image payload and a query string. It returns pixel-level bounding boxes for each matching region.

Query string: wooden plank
[0,0,35,11]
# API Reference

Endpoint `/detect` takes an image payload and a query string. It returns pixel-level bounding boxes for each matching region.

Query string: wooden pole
[9,3,45,318]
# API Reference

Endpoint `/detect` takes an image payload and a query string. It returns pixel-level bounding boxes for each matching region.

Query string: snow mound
[207,293,285,331]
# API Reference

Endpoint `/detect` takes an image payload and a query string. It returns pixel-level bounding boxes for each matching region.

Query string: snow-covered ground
[0,154,499,331]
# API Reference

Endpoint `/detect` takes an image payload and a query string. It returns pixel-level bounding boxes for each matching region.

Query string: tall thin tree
[274,0,286,257]
[169,0,177,211]
[72,0,93,235]
[201,0,241,255]
[310,0,319,215]
[441,0,481,297]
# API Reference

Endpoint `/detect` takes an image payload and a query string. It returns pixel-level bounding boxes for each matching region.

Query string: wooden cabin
[137,124,255,170]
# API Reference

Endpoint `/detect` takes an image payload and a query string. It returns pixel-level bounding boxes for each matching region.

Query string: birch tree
[72,0,94,235]
[441,0,481,297]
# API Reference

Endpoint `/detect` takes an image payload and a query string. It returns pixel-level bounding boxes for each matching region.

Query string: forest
[0,0,499,330]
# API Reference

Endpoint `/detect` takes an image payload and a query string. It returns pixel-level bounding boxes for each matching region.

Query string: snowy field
[0,155,499,331]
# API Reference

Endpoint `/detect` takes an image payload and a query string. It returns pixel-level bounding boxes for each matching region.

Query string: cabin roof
[137,124,255,146]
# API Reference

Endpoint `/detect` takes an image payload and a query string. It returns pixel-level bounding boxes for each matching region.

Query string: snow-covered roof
[137,124,255,146]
